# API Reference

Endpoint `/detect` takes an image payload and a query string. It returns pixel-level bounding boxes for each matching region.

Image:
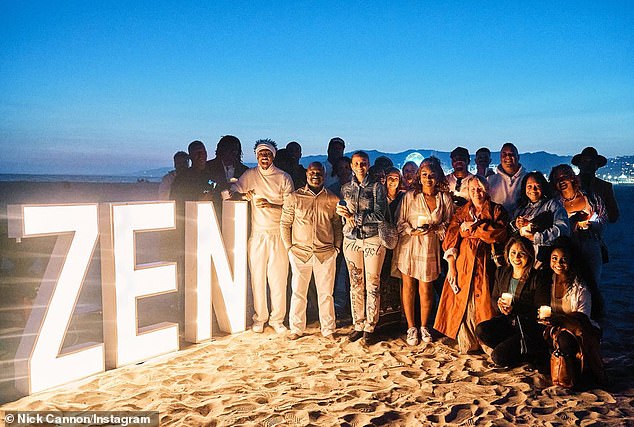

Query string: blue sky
[1,1,633,174]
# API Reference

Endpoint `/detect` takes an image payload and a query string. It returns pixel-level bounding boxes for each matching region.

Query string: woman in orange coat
[434,175,509,353]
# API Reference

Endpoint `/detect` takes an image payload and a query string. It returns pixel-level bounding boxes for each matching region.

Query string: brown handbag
[549,326,582,388]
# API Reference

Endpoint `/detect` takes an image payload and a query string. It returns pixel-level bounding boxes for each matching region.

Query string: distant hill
[301,149,573,175]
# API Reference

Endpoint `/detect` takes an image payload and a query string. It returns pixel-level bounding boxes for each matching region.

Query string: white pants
[343,236,386,332]
[289,251,337,336]
[248,232,289,325]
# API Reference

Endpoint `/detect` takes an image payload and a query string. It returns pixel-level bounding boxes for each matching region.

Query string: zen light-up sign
[7,200,248,395]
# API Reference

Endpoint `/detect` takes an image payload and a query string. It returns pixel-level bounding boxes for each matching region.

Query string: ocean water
[0,173,161,183]
[600,185,634,344]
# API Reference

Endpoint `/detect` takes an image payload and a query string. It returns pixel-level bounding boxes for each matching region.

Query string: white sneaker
[252,322,264,333]
[420,326,432,343]
[406,327,419,346]
[270,323,288,334]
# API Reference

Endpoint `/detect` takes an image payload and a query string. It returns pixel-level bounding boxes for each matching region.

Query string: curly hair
[548,164,580,195]
[412,156,449,195]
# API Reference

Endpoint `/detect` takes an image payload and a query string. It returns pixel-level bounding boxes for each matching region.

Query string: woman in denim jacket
[337,151,388,345]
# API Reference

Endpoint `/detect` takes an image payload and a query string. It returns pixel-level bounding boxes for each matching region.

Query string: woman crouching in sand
[475,235,550,367]
[434,175,508,354]
[540,237,606,388]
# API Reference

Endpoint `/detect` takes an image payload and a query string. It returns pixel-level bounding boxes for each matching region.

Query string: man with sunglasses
[446,147,473,207]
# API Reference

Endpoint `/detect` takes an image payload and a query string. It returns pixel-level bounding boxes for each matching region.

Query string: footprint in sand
[283,412,308,425]
[349,402,376,413]
[443,403,475,424]
[225,402,258,413]
[342,413,373,427]
[369,410,401,425]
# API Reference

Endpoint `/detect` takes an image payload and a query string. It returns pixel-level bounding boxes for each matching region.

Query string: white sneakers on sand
[405,326,433,346]
[420,326,432,343]
[252,322,287,334]
[270,323,288,334]
[406,327,419,346]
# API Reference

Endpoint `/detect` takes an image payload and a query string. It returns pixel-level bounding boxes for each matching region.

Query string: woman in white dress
[395,157,454,345]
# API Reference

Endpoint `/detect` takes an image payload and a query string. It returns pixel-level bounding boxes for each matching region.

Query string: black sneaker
[363,331,380,345]
[349,330,364,342]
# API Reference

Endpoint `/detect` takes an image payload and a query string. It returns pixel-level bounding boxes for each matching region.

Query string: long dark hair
[548,236,584,289]
[516,171,552,209]
[548,164,580,196]
[503,235,535,281]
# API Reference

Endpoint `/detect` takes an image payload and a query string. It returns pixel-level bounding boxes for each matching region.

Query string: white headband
[255,142,276,157]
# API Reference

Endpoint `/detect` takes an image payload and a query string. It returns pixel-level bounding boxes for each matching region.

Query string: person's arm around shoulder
[230,169,252,200]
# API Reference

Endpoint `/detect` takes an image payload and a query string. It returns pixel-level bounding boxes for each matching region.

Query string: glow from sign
[184,201,248,342]
[7,204,103,394]
[100,202,178,368]
[7,200,250,395]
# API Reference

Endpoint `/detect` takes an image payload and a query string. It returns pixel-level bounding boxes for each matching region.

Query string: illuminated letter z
[7,204,103,394]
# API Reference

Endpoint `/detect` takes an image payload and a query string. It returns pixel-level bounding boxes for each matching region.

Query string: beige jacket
[280,186,343,263]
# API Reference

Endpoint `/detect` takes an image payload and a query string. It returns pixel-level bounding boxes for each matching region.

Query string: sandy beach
[2,323,634,426]
[1,182,633,426]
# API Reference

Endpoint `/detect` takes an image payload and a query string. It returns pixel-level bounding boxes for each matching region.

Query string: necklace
[562,191,579,203]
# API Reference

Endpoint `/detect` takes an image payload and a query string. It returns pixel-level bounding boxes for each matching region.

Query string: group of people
[161,136,619,388]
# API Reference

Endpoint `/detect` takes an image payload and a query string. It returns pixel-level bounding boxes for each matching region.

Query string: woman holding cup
[549,164,607,319]
[540,237,605,386]
[394,157,453,345]
[511,171,570,267]
[475,236,550,367]
[433,175,508,353]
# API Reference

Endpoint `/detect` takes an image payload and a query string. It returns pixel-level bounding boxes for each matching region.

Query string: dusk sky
[1,1,633,174]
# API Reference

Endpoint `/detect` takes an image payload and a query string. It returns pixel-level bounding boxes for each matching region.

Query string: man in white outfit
[487,142,527,215]
[231,139,294,333]
[280,162,342,340]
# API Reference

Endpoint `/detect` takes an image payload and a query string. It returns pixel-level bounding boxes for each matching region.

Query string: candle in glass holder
[416,215,427,228]
[500,292,513,305]
[538,305,552,319]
